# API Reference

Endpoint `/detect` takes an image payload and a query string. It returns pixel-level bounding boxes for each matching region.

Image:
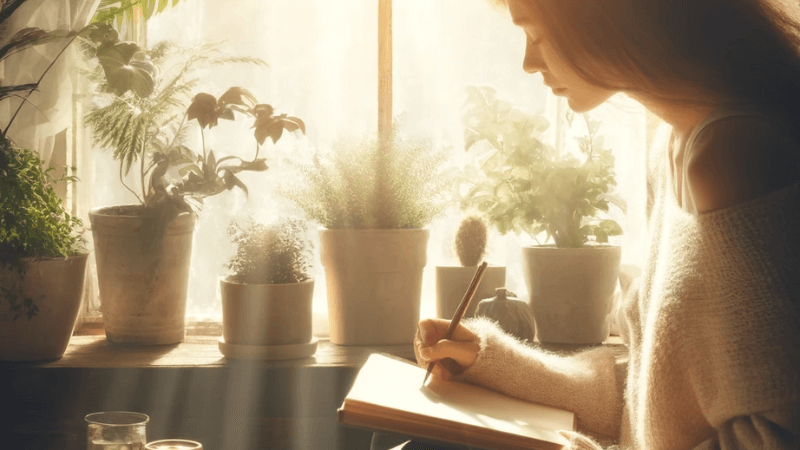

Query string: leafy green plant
[460,85,623,248]
[0,0,87,321]
[91,0,191,30]
[82,27,305,219]
[0,138,85,320]
[224,216,313,285]
[284,128,453,229]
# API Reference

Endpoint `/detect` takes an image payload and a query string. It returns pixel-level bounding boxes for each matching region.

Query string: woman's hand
[414,318,481,382]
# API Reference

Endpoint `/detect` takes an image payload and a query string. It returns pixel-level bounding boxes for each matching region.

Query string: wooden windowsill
[5,320,625,369]
[6,320,412,369]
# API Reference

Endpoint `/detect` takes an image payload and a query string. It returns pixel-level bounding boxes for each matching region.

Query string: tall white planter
[89,206,196,345]
[0,254,89,361]
[320,228,429,346]
[522,245,621,344]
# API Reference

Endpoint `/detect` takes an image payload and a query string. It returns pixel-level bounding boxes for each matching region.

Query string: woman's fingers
[417,337,480,369]
[417,318,479,345]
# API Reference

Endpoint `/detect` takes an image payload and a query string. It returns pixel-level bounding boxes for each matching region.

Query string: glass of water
[85,411,149,450]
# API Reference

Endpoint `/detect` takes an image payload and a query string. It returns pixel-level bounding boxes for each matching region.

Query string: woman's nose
[522,40,545,74]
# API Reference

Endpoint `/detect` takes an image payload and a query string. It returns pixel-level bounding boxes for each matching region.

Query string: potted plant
[0,140,89,361]
[0,0,92,361]
[435,216,506,320]
[284,129,452,346]
[460,85,623,344]
[83,28,305,344]
[218,215,316,360]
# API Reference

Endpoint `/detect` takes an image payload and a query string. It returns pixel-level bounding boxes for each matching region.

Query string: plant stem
[167,112,188,149]
[139,135,147,203]
[201,128,207,161]
[120,154,143,204]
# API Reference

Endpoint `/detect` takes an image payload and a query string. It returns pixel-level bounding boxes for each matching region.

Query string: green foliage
[460,85,623,248]
[83,32,297,222]
[284,129,453,229]
[225,216,313,285]
[0,138,85,320]
[91,0,190,30]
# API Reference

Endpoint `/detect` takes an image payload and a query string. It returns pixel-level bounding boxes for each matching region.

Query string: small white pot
[320,228,429,346]
[0,254,89,361]
[522,245,621,344]
[220,278,314,345]
[435,265,506,319]
[89,206,196,345]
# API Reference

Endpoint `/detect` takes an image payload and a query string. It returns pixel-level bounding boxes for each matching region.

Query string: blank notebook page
[346,353,574,445]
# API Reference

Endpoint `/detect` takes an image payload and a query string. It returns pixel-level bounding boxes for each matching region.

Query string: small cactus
[455,216,487,266]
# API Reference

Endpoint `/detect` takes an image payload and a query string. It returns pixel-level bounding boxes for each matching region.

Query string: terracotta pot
[89,206,196,345]
[435,265,506,319]
[0,253,89,361]
[320,228,429,346]
[521,245,621,344]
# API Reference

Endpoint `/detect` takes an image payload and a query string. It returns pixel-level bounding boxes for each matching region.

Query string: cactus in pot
[454,216,487,267]
[435,216,505,320]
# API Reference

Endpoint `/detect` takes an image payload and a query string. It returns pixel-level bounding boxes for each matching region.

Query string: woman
[404,0,800,449]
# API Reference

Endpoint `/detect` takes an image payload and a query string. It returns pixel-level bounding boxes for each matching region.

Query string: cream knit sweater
[456,113,800,449]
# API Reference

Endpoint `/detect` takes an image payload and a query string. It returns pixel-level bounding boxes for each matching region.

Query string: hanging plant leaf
[0,27,74,63]
[0,84,38,102]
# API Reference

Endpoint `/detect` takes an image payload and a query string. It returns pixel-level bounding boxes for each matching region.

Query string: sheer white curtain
[0,0,99,162]
[136,0,649,330]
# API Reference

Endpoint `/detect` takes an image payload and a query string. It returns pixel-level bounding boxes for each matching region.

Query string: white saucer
[218,337,318,360]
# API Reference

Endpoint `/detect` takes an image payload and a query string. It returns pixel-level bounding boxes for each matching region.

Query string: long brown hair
[492,0,800,126]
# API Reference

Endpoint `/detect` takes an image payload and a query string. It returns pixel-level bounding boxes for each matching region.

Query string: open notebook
[338,353,575,450]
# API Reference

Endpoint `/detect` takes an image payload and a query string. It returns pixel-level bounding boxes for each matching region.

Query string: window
[71,0,652,335]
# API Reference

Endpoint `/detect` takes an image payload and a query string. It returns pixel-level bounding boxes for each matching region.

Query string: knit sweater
[455,110,800,449]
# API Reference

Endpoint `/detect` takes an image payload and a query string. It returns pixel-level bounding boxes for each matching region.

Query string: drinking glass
[144,439,203,450]
[85,411,149,450]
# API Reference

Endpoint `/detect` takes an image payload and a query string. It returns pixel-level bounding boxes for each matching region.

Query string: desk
[0,323,625,450]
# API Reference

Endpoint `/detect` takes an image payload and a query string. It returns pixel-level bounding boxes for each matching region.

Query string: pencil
[422,261,488,386]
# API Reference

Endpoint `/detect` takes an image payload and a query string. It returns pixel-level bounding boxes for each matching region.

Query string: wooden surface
[12,320,625,369]
[1,322,627,450]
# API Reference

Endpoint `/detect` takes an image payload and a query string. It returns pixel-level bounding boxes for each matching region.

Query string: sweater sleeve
[691,401,800,449]
[453,317,625,439]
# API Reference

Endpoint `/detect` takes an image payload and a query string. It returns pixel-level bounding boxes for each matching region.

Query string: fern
[91,0,189,28]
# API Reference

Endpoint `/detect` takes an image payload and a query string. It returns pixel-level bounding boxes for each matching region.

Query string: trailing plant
[224,216,313,285]
[0,138,85,320]
[459,85,623,248]
[284,127,453,229]
[82,26,304,222]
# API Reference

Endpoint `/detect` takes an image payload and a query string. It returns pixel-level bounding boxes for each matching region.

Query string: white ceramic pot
[219,278,316,360]
[220,278,314,345]
[320,228,429,346]
[435,265,506,319]
[89,206,196,345]
[521,245,621,344]
[0,253,89,361]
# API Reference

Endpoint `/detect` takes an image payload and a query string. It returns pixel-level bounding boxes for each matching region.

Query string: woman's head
[496,0,800,120]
